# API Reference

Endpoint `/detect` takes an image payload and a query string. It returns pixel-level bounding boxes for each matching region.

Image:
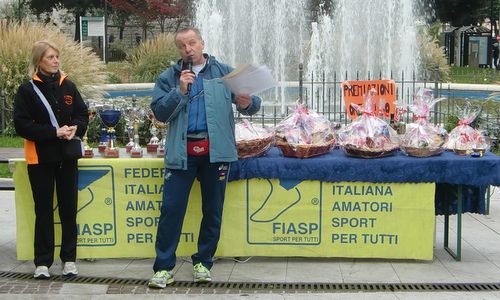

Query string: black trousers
[27,160,78,267]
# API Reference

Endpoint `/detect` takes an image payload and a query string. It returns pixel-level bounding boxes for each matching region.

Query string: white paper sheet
[222,64,277,95]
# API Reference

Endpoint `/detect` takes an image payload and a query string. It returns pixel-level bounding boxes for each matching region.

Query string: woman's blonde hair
[28,40,60,77]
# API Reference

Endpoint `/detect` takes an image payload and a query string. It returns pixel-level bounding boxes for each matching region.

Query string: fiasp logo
[246,179,321,245]
[54,165,117,247]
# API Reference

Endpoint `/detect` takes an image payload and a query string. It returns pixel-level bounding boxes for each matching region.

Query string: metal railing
[238,68,442,124]
[235,67,499,150]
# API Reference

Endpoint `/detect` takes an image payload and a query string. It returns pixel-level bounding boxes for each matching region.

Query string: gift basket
[274,104,336,158]
[338,88,399,158]
[400,88,448,157]
[235,119,274,159]
[444,103,489,156]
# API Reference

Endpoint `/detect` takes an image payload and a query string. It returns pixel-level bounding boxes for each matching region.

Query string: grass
[0,165,11,178]
[0,136,23,178]
[0,136,23,147]
[449,66,500,84]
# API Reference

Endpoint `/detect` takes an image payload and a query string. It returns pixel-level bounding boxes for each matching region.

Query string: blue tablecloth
[229,147,500,215]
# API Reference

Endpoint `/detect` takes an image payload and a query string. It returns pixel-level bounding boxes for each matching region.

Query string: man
[148,27,261,288]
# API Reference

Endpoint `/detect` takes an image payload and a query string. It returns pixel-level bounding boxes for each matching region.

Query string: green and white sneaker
[193,263,211,283]
[148,270,174,288]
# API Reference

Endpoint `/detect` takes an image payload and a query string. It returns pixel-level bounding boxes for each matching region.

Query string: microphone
[185,57,193,93]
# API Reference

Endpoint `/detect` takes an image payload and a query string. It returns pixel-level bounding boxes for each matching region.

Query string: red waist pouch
[187,138,209,156]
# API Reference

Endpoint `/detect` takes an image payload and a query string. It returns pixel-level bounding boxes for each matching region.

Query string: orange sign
[341,80,396,120]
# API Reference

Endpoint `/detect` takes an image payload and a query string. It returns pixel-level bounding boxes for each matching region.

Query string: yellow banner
[14,159,435,261]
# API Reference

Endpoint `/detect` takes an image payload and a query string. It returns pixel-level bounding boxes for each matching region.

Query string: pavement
[1,188,500,299]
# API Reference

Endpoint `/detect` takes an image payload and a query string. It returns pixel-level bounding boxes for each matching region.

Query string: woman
[13,40,88,279]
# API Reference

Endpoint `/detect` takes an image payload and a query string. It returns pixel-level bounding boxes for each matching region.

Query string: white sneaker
[34,266,50,279]
[62,262,78,276]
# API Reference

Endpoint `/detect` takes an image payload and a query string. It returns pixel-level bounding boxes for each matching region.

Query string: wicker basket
[237,135,274,159]
[276,138,335,158]
[402,146,444,157]
[343,144,398,158]
[451,148,473,156]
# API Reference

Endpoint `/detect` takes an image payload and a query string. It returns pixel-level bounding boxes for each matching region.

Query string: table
[229,147,500,260]
[12,148,500,261]
[230,147,499,187]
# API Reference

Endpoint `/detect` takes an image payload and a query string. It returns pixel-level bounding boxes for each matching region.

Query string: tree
[148,0,193,33]
[107,0,193,41]
[107,0,156,41]
[432,0,495,26]
[0,0,31,22]
[477,0,500,35]
[108,8,132,40]
[28,0,58,23]
[28,0,102,41]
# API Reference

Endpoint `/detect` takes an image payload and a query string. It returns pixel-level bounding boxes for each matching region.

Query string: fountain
[194,0,424,110]
[195,0,309,114]
[306,0,422,82]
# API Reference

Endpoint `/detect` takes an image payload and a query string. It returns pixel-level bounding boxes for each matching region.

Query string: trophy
[125,96,136,153]
[99,109,122,158]
[146,114,160,154]
[82,103,96,158]
[125,125,135,153]
[124,96,144,158]
[98,125,107,153]
[130,122,143,158]
[155,120,168,157]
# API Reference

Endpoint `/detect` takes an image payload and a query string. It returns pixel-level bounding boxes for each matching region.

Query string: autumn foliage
[107,0,192,33]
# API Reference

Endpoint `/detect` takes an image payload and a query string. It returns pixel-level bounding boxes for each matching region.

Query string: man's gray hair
[174,27,203,42]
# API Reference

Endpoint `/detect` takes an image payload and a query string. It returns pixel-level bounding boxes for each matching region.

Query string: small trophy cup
[83,136,94,158]
[147,114,160,154]
[124,96,144,158]
[99,109,122,158]
[130,122,143,158]
[83,105,96,158]
[156,120,168,157]
[98,125,107,154]
[125,124,135,153]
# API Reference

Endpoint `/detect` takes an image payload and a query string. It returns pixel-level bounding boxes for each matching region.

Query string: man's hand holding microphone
[179,55,250,109]
[180,56,194,95]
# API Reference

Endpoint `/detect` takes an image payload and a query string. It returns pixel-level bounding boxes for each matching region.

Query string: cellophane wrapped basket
[275,104,336,158]
[235,119,274,159]
[444,103,489,155]
[400,88,448,157]
[338,88,399,158]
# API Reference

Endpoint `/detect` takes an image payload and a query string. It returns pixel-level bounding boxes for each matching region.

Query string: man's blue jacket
[151,54,261,170]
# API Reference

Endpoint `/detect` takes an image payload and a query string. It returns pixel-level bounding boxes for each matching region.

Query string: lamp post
[491,0,495,69]
[104,0,108,64]
[491,0,494,36]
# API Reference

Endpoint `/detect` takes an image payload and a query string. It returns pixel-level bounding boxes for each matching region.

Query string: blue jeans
[153,155,229,272]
